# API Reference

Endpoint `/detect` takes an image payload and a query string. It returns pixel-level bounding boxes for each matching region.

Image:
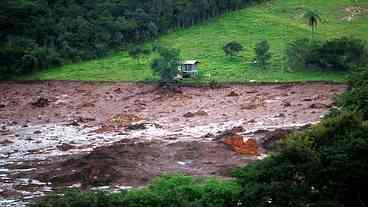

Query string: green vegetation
[31,174,241,207]
[21,0,368,82]
[151,45,181,86]
[286,37,368,71]
[254,40,272,69]
[0,0,265,79]
[223,41,244,58]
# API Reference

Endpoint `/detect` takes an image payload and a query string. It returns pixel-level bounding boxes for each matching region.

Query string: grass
[23,0,368,82]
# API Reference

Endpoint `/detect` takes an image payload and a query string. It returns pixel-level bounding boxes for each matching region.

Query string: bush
[234,111,368,207]
[223,41,244,57]
[286,38,322,69]
[32,174,240,207]
[286,37,368,71]
[314,37,368,70]
[337,67,368,119]
[254,40,271,69]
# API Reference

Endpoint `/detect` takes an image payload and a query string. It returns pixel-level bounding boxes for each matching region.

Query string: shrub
[223,41,244,57]
[314,37,368,70]
[337,67,368,119]
[254,40,271,69]
[286,37,368,71]
[32,174,240,207]
[286,38,321,69]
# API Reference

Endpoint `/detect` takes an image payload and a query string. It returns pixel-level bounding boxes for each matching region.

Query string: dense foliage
[31,174,240,207]
[0,0,266,79]
[286,37,368,71]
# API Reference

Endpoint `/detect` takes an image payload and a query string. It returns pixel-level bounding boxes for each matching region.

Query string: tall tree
[303,10,322,40]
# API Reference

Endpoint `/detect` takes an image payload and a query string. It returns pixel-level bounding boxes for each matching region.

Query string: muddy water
[0,81,346,206]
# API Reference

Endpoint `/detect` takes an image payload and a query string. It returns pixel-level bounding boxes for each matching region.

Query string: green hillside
[24,0,368,82]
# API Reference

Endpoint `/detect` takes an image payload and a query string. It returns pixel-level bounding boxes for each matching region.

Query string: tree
[303,10,322,40]
[151,45,181,87]
[254,40,271,69]
[127,45,151,64]
[223,41,243,58]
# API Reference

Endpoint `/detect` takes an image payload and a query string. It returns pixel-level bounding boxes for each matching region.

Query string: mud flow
[0,81,346,206]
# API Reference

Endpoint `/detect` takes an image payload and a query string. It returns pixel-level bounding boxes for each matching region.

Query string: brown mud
[0,81,346,206]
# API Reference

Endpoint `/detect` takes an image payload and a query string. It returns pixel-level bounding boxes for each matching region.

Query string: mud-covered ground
[0,81,346,206]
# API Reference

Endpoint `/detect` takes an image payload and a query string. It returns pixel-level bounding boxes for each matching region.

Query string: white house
[179,60,200,77]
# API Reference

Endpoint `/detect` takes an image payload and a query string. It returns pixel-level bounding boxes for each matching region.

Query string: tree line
[0,0,267,79]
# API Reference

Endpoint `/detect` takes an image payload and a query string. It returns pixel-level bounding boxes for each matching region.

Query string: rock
[127,123,147,130]
[310,103,330,109]
[0,129,12,136]
[33,130,42,134]
[0,139,13,145]
[274,113,286,118]
[282,101,291,107]
[113,88,123,93]
[31,97,50,107]
[57,143,76,151]
[227,91,240,97]
[240,103,257,110]
[183,111,208,118]
[245,90,258,94]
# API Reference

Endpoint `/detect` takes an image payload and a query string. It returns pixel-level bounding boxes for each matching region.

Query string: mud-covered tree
[151,45,181,87]
[128,45,151,64]
[223,41,244,58]
[254,40,271,69]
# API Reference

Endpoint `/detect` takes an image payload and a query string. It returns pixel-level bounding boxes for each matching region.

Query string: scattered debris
[31,98,50,107]
[227,91,240,97]
[183,111,208,118]
[310,103,330,109]
[57,143,76,151]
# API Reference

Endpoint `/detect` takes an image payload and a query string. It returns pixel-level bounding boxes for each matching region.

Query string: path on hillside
[0,81,346,206]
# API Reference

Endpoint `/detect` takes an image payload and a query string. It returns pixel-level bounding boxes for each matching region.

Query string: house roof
[182,60,200,65]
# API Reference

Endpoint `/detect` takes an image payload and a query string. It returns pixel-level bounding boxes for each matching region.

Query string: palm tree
[303,10,322,40]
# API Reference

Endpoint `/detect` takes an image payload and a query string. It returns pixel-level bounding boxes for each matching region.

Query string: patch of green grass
[23,0,368,82]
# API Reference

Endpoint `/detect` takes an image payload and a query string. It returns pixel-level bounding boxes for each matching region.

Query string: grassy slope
[24,0,368,82]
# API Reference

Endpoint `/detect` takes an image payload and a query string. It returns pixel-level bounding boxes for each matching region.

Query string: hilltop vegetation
[21,0,368,82]
[0,0,266,79]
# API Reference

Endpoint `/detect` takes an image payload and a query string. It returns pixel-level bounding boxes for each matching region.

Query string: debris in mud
[282,101,291,107]
[31,97,50,107]
[215,126,244,140]
[183,111,208,118]
[57,143,76,151]
[0,128,12,135]
[33,130,42,134]
[223,134,259,156]
[227,91,240,97]
[94,114,142,133]
[310,103,330,109]
[0,139,14,145]
[48,148,120,187]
